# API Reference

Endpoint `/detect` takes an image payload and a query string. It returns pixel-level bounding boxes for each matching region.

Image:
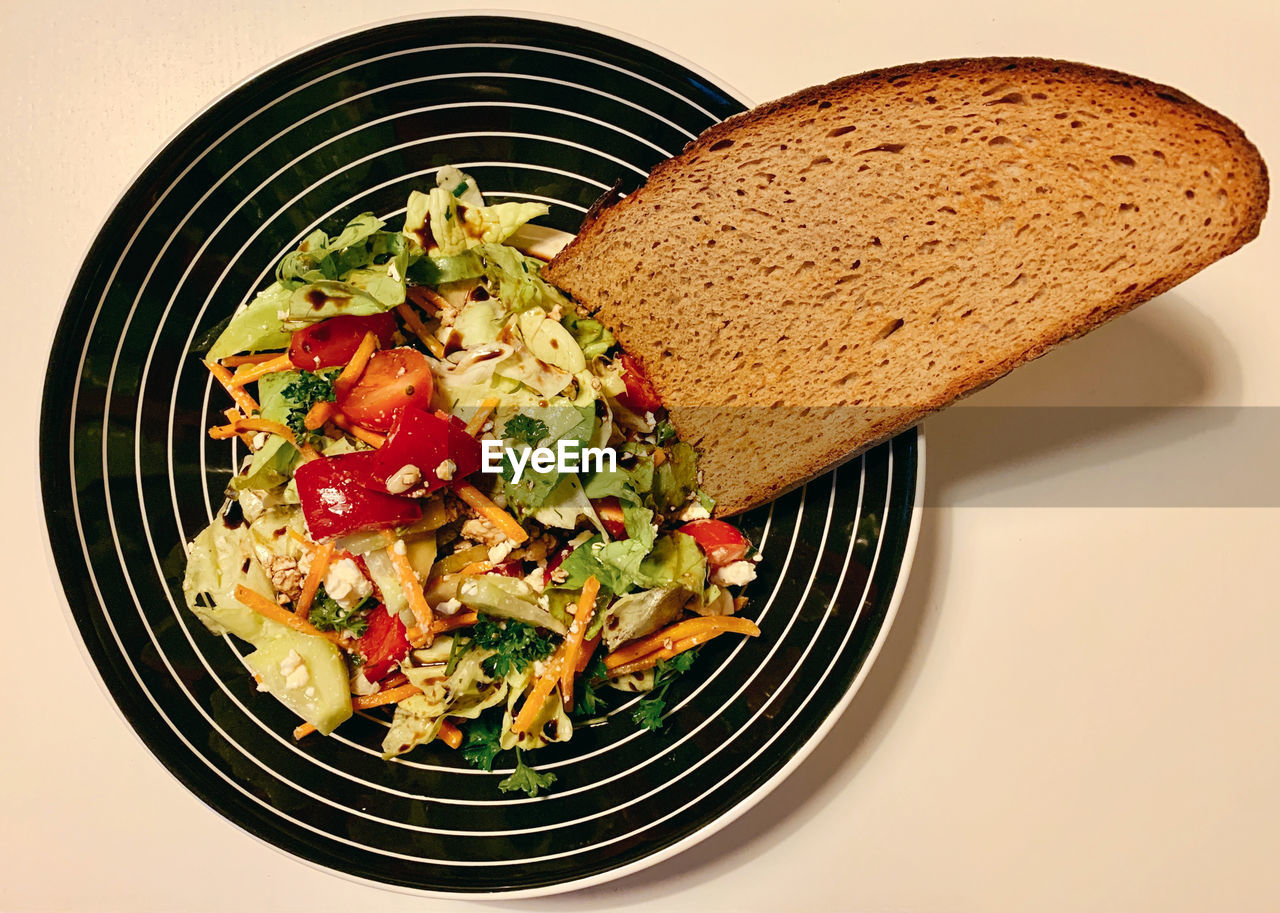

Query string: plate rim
[38,10,926,899]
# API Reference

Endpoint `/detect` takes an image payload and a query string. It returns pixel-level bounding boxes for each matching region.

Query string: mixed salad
[182,168,760,795]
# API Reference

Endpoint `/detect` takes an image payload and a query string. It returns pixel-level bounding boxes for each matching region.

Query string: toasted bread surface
[544,58,1269,516]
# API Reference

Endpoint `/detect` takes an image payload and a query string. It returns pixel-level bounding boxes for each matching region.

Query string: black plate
[39,15,922,896]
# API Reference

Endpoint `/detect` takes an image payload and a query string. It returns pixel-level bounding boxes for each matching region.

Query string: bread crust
[546,57,1269,517]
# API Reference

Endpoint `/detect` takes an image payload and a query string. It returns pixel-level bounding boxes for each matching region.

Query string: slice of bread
[544,58,1268,516]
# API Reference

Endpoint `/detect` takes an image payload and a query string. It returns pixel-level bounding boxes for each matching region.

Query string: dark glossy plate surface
[39,15,921,896]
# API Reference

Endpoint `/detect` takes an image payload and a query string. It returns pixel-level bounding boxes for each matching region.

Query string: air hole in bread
[828,124,858,138]
[709,139,735,151]
[985,92,1025,106]
[1110,154,1136,166]
[878,318,905,340]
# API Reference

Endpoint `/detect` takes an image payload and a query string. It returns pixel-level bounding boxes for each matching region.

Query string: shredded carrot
[209,417,321,460]
[604,616,762,671]
[353,683,422,710]
[608,627,745,678]
[576,634,601,674]
[293,722,317,739]
[453,481,528,545]
[205,360,260,417]
[330,412,386,448]
[233,584,343,645]
[560,577,600,709]
[395,302,446,358]
[437,720,463,749]
[430,610,479,635]
[304,400,338,430]
[220,352,285,367]
[465,397,500,437]
[229,353,293,387]
[223,407,256,447]
[513,655,565,734]
[287,529,318,554]
[295,540,333,619]
[333,331,379,399]
[406,284,448,313]
[652,448,667,467]
[373,673,409,692]
[382,530,434,640]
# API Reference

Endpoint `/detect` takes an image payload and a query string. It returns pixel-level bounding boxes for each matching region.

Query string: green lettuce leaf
[560,311,615,360]
[282,279,392,329]
[206,283,293,360]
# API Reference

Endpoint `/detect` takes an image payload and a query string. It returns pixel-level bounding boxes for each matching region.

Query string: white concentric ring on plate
[42,12,922,898]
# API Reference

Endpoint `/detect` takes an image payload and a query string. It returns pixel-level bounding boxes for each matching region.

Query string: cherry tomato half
[357,609,410,682]
[616,353,663,414]
[677,519,748,568]
[288,313,397,370]
[337,348,435,432]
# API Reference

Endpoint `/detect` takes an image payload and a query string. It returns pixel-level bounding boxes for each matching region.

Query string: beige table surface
[5,1,1278,910]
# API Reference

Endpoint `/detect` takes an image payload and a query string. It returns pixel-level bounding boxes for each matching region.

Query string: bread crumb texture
[545,58,1269,515]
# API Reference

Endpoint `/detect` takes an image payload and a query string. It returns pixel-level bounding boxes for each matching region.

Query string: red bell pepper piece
[342,407,483,497]
[294,452,422,540]
[288,313,397,370]
[592,497,628,539]
[677,519,749,568]
[616,353,663,413]
[356,608,410,682]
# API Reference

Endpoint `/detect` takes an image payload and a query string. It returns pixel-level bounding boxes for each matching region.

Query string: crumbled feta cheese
[285,664,309,690]
[710,560,757,588]
[678,500,711,522]
[487,540,515,565]
[643,411,655,426]
[436,597,463,616]
[435,459,457,481]
[392,539,407,556]
[523,567,545,592]
[532,660,547,678]
[324,557,373,610]
[548,304,563,321]
[349,670,380,696]
[280,649,309,690]
[304,686,315,698]
[568,530,593,549]
[279,649,303,676]
[251,431,270,451]
[256,679,270,693]
[395,365,406,377]
[386,463,421,494]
